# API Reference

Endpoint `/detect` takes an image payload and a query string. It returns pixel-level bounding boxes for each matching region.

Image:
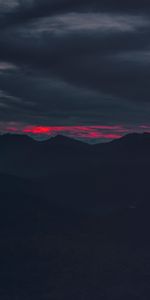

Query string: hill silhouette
[0,132,150,299]
[0,131,150,216]
[0,132,150,176]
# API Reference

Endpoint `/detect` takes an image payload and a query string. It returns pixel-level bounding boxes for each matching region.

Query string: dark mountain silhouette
[0,133,91,176]
[93,132,150,162]
[0,133,35,149]
[109,132,150,156]
[47,134,87,147]
[1,131,149,155]
[0,132,150,176]
[0,132,150,299]
[0,131,150,216]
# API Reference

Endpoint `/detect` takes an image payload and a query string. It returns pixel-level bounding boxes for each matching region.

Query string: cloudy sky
[0,0,150,141]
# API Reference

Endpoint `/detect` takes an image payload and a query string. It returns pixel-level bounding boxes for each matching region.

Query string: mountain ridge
[0,131,150,146]
[0,131,149,177]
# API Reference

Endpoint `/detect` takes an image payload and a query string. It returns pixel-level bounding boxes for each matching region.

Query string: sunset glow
[0,122,150,142]
[23,125,123,139]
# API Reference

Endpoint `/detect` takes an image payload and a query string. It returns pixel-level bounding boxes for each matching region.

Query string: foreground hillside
[0,133,150,299]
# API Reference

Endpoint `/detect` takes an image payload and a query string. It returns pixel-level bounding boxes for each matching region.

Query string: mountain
[0,132,149,215]
[0,132,149,212]
[88,133,150,169]
[0,133,150,299]
[0,133,91,176]
[0,133,35,148]
[0,132,150,176]
[46,134,87,147]
[109,132,150,154]
[0,132,150,154]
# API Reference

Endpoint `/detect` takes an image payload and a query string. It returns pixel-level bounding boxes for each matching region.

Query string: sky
[0,0,150,142]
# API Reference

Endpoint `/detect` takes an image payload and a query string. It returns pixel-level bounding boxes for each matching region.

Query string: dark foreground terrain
[0,133,150,299]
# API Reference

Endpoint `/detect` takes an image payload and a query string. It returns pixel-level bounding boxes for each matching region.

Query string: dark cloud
[1,0,150,29]
[0,1,150,139]
[0,68,149,128]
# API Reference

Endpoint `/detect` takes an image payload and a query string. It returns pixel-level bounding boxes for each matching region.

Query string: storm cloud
[0,0,150,140]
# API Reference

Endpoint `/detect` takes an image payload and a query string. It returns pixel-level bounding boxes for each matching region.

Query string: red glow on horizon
[22,125,123,139]
[0,123,150,141]
[24,126,52,134]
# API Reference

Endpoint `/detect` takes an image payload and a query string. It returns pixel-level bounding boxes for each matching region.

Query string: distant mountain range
[0,132,149,218]
[0,132,150,176]
[0,132,150,300]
